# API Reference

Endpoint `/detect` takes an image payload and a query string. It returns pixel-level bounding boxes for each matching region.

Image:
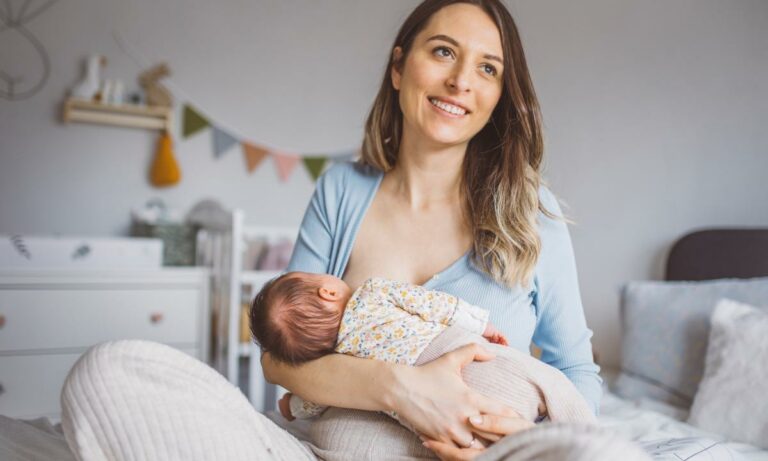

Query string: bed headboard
[665,228,768,281]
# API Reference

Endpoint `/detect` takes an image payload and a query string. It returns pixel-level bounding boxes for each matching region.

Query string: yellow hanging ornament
[150,130,181,187]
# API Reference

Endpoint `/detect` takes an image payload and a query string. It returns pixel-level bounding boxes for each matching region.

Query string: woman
[265,0,601,459]
[60,1,601,460]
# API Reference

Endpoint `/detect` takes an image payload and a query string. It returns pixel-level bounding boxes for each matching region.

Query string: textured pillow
[688,299,768,448]
[615,277,768,408]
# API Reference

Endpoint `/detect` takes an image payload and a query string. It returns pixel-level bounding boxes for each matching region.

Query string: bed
[1,228,767,460]
[598,228,768,460]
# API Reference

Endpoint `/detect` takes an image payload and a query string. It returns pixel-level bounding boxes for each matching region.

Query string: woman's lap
[60,340,315,461]
[59,339,647,461]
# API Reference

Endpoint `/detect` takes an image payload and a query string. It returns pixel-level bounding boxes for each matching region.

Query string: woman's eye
[433,46,453,58]
[481,64,498,76]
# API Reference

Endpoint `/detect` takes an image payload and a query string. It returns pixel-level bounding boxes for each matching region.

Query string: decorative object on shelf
[63,59,178,188]
[70,54,106,101]
[99,78,126,105]
[182,103,358,183]
[138,62,173,108]
[186,199,230,232]
[0,0,58,100]
[130,199,197,266]
[149,131,181,187]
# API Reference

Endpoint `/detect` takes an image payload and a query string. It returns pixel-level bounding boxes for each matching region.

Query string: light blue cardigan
[287,161,602,414]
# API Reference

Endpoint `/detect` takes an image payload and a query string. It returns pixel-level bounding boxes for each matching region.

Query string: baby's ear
[318,286,339,301]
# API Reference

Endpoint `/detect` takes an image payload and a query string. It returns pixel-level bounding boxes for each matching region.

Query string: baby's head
[250,271,352,366]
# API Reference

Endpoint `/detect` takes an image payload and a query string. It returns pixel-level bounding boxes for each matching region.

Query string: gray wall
[1,0,767,367]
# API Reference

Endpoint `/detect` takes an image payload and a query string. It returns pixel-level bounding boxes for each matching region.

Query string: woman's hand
[421,412,535,460]
[420,437,486,461]
[387,344,518,448]
[467,412,534,443]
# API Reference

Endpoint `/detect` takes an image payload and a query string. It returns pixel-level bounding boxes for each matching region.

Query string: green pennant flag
[182,104,210,138]
[302,156,328,181]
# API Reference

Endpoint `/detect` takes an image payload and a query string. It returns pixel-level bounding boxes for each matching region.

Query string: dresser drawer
[0,289,201,352]
[0,349,199,419]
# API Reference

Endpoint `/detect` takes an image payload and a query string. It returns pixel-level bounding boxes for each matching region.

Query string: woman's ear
[391,46,403,91]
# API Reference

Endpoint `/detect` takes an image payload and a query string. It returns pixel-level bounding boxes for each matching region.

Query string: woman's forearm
[262,352,399,412]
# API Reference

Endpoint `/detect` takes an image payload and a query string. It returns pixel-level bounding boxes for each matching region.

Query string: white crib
[195,209,296,412]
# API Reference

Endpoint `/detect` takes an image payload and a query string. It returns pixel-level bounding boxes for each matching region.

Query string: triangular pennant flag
[242,142,269,173]
[212,126,240,158]
[272,151,301,182]
[302,156,328,181]
[182,105,209,138]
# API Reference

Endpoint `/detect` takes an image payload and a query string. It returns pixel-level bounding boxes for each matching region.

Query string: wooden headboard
[665,228,768,281]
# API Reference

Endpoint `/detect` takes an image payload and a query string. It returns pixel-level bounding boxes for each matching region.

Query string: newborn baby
[250,272,595,429]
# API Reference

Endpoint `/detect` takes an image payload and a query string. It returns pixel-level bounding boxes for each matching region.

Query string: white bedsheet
[599,391,768,461]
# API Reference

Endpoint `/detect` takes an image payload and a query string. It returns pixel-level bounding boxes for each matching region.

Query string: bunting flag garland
[272,151,301,182]
[242,142,269,173]
[182,105,209,138]
[212,126,239,158]
[181,102,358,182]
[302,156,329,181]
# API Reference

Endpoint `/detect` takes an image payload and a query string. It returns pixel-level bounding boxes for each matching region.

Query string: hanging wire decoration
[0,0,58,100]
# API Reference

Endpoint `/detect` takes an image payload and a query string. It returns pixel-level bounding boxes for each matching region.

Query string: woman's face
[392,3,504,149]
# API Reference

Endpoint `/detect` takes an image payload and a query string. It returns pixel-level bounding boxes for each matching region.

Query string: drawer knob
[150,313,164,324]
[0,314,5,329]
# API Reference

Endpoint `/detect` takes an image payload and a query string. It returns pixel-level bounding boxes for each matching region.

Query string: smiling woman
[272,0,601,459]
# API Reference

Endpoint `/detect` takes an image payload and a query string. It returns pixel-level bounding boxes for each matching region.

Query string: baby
[250,272,595,429]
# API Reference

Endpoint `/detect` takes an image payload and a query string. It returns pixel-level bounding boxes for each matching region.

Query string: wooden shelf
[62,97,172,131]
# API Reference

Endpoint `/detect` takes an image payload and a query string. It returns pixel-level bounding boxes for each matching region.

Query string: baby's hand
[483,324,509,346]
[279,392,295,421]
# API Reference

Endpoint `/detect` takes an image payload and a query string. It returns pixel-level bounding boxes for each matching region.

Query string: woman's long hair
[360,0,558,289]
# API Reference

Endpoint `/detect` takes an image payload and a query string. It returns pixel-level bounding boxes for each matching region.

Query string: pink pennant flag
[271,151,301,182]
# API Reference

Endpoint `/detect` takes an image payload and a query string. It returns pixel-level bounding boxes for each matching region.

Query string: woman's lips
[428,96,469,118]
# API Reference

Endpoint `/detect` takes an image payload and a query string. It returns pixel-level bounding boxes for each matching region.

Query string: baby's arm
[377,279,489,334]
[279,392,327,421]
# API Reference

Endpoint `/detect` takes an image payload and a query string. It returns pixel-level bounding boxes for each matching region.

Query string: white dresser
[0,268,209,420]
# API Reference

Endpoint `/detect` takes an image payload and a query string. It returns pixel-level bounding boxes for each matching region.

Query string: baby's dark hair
[249,272,343,366]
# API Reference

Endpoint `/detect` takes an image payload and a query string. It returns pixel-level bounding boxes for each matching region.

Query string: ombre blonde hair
[360,0,561,289]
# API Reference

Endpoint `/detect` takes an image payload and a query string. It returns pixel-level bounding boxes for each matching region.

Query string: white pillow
[688,299,768,448]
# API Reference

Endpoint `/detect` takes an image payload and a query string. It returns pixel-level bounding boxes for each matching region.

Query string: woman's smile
[427,96,470,118]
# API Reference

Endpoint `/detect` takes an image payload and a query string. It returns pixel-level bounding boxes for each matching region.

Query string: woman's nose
[446,63,471,93]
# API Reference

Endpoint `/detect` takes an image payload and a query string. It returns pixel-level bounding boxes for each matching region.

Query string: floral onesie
[289,277,489,419]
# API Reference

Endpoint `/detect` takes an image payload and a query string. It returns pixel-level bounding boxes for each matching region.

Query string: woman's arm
[531,187,602,414]
[263,343,519,446]
[262,352,394,411]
